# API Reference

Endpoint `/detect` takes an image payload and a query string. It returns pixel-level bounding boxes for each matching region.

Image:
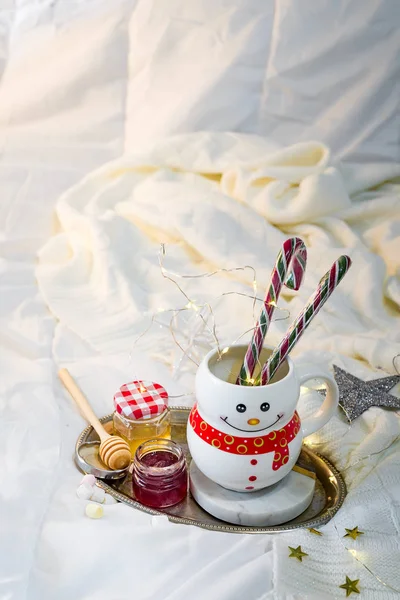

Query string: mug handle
[296,363,339,438]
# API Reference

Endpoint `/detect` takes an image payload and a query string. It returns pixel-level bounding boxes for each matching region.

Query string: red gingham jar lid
[113,380,168,421]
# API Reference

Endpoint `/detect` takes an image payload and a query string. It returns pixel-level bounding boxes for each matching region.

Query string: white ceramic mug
[187,344,339,492]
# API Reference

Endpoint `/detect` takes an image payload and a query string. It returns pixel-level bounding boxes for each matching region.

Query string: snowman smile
[220,413,283,433]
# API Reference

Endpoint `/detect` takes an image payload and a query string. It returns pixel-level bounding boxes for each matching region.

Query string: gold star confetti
[288,545,308,562]
[339,576,360,597]
[344,527,364,541]
[308,528,323,536]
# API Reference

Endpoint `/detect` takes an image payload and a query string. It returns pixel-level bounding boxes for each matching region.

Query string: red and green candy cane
[256,255,352,386]
[237,237,307,385]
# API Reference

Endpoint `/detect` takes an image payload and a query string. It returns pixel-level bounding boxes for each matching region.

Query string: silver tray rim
[75,408,347,534]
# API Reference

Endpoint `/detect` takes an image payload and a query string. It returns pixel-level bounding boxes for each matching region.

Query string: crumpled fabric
[0,0,399,598]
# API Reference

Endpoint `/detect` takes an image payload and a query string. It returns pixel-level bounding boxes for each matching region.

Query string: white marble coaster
[190,461,315,527]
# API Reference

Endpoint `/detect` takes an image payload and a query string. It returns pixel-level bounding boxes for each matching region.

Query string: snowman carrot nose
[247,418,260,426]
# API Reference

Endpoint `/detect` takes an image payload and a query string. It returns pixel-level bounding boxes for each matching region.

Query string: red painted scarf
[189,405,300,471]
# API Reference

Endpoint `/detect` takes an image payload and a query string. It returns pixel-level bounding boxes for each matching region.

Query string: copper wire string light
[128,244,290,387]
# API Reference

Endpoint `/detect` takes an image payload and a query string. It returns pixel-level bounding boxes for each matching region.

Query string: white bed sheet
[0,2,400,600]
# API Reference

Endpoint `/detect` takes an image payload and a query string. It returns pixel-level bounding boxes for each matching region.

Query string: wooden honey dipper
[59,368,131,470]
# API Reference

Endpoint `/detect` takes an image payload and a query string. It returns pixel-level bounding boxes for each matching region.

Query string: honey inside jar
[113,380,171,457]
[113,410,171,456]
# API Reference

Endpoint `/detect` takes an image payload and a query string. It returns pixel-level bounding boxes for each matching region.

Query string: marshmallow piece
[85,503,104,519]
[80,474,96,487]
[76,484,93,500]
[104,494,118,505]
[90,486,106,503]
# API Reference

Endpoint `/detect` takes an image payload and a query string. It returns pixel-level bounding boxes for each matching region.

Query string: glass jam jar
[133,439,188,508]
[113,381,171,456]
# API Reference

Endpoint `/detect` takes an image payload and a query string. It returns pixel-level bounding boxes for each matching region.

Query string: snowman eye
[260,402,270,412]
[236,404,247,413]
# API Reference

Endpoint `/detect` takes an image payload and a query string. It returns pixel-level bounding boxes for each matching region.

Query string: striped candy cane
[256,255,352,385]
[237,237,307,385]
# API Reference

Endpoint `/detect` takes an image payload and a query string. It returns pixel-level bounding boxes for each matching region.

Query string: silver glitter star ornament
[333,365,400,422]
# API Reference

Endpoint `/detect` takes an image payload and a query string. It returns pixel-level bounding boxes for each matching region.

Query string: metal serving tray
[75,407,346,534]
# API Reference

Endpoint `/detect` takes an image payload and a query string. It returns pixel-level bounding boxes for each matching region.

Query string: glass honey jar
[113,380,171,456]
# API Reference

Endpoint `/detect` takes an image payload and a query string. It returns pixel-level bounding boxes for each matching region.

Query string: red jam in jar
[133,439,188,508]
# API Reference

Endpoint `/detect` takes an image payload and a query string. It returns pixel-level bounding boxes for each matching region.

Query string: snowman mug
[187,344,339,492]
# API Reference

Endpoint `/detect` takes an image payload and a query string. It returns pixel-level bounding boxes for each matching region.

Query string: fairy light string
[332,519,400,594]
[159,242,255,361]
[159,244,294,379]
[128,243,291,387]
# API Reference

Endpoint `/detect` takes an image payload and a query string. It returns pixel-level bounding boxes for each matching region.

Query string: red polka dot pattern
[189,405,300,471]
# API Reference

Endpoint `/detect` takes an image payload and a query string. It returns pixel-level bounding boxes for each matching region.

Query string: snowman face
[220,401,285,434]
